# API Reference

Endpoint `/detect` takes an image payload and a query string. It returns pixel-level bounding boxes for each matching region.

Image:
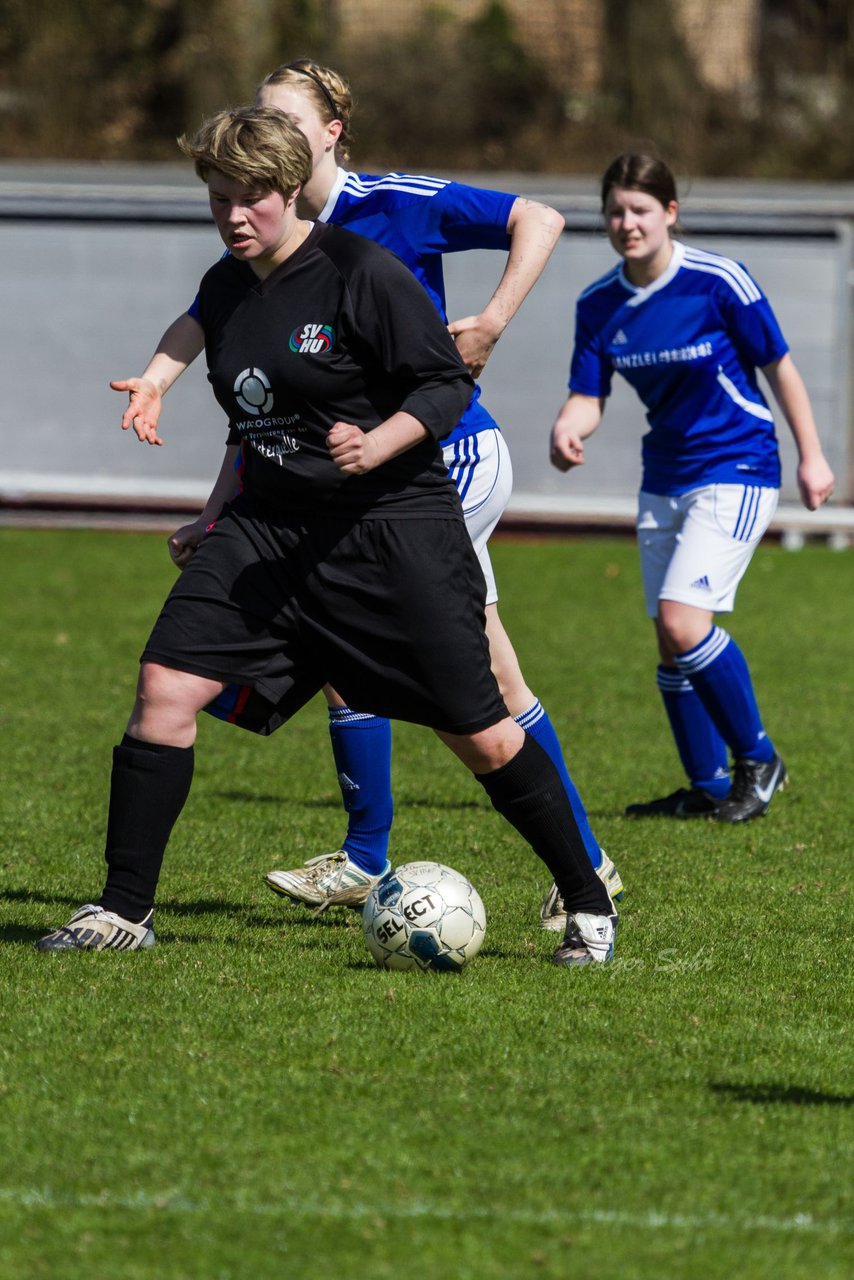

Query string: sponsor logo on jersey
[251,435,301,463]
[289,323,335,354]
[613,328,628,344]
[231,372,302,461]
[234,367,273,415]
[612,340,713,370]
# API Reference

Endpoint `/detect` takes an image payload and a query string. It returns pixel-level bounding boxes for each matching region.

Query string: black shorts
[142,496,507,736]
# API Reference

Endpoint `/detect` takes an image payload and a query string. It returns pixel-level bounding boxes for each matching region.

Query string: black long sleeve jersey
[197,221,475,515]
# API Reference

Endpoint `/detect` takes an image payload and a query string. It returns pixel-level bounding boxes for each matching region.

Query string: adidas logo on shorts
[690,574,711,590]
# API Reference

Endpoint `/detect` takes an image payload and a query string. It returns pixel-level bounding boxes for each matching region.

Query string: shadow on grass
[2,887,83,908]
[2,887,239,915]
[344,957,466,974]
[1,887,356,946]
[710,1081,854,1107]
[249,909,359,931]
[214,790,484,812]
[343,942,524,971]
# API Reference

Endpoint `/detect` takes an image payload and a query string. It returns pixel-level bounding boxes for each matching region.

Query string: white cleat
[36,904,155,951]
[553,911,618,967]
[265,851,391,913]
[539,851,624,932]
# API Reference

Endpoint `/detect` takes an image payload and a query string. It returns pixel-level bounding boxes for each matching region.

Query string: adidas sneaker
[539,851,624,932]
[265,851,391,913]
[36,904,155,951]
[553,911,618,967]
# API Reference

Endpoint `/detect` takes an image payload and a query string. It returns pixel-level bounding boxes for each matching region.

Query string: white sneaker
[36,904,155,951]
[539,851,624,931]
[553,911,618,967]
[265,851,391,913]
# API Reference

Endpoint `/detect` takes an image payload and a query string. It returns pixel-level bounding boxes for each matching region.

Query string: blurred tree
[0,0,852,176]
[341,1,563,170]
[0,0,326,159]
[0,0,187,157]
[756,0,854,177]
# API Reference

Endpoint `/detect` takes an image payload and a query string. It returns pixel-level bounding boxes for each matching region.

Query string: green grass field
[1,527,851,1279]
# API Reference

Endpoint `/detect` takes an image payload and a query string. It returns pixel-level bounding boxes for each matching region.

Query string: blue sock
[328,708,393,874]
[657,666,731,798]
[515,700,602,870]
[674,627,775,763]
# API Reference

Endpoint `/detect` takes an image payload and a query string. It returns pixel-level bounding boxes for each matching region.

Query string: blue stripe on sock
[675,626,730,675]
[328,707,393,873]
[515,700,602,871]
[675,631,775,762]
[657,664,730,794]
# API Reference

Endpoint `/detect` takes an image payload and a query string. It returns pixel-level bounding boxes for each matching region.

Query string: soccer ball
[362,861,486,972]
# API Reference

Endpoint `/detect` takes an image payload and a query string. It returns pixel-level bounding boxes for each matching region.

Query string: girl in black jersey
[37,106,616,967]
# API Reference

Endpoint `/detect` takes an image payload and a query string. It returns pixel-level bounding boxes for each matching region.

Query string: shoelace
[729,761,761,801]
[302,852,347,886]
[307,854,356,914]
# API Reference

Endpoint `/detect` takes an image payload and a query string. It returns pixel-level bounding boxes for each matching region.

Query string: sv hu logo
[289,323,335,355]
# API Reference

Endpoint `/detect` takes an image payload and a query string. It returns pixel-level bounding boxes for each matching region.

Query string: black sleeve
[344,245,475,440]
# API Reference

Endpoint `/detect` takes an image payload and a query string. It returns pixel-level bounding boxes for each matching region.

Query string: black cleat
[715,754,788,823]
[625,786,720,819]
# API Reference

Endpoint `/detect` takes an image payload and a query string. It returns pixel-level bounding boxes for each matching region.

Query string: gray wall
[1,173,851,514]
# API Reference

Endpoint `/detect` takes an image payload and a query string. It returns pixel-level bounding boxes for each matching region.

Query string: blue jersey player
[550,152,835,830]
[109,60,623,931]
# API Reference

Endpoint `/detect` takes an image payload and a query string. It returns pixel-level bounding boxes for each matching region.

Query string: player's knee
[656,601,710,655]
[438,717,524,773]
[134,663,203,730]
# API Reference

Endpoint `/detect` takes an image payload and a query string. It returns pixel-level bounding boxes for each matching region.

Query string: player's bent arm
[327,414,429,476]
[168,444,241,569]
[449,198,565,378]
[110,313,205,445]
[761,353,835,510]
[550,393,604,472]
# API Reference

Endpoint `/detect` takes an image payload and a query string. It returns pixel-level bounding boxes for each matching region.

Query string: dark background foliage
[1,0,852,177]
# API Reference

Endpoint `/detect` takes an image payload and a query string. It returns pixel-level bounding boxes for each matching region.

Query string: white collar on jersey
[317,166,349,223]
[621,239,685,306]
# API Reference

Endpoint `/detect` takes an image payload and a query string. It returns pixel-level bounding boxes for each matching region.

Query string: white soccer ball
[362,861,486,972]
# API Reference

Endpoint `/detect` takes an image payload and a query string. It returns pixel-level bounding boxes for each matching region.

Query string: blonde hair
[178,104,313,195]
[257,58,354,163]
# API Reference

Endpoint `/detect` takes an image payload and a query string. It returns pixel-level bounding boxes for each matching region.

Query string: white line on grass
[0,1188,849,1237]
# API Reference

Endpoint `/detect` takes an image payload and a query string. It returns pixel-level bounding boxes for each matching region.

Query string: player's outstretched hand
[448,314,499,379]
[110,377,164,446]
[797,453,835,511]
[549,422,586,472]
[168,518,208,569]
[327,422,381,475]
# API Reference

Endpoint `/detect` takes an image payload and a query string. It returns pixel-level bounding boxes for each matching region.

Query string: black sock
[476,735,612,916]
[98,734,195,921]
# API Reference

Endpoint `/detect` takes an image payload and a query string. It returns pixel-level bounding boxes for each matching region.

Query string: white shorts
[443,429,513,606]
[637,483,779,617]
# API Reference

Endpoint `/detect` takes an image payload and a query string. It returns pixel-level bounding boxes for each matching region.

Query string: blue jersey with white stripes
[570,241,788,494]
[317,168,515,447]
